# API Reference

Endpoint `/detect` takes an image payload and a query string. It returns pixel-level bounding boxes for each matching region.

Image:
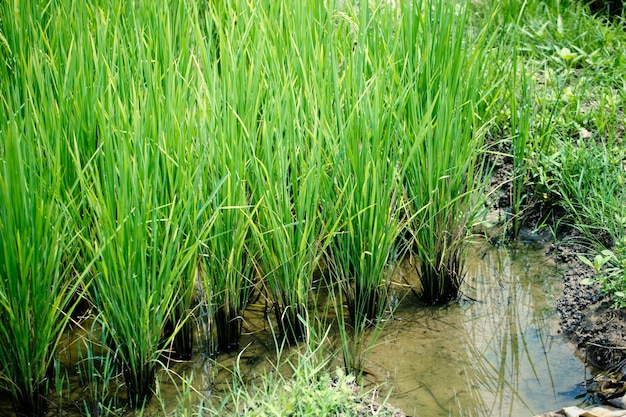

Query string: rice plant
[241,1,340,345]
[0,3,93,414]
[199,166,255,353]
[0,109,84,417]
[72,1,206,407]
[3,0,612,413]
[198,103,257,352]
[324,150,403,375]
[495,8,540,240]
[399,0,495,304]
[247,89,329,344]
[194,2,263,352]
[310,1,407,376]
[199,171,256,353]
[79,131,202,407]
[509,63,533,239]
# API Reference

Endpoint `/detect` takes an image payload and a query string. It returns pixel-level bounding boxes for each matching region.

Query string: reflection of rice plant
[463,245,559,415]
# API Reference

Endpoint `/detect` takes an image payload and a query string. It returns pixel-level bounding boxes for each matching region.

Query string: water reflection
[370,241,589,417]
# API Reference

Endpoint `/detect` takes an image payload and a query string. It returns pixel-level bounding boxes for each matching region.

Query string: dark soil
[554,240,626,372]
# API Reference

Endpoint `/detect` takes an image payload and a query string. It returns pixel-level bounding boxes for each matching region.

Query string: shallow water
[368,242,590,416]
[0,241,592,416]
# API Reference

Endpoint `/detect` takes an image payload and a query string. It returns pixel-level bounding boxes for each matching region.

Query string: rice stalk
[0,2,95,414]
[318,1,406,376]
[248,91,329,344]
[236,0,341,345]
[194,1,264,353]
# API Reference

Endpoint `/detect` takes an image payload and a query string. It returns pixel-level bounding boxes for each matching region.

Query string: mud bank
[554,238,626,373]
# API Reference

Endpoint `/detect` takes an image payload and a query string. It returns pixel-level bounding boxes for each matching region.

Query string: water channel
[0,240,594,416]
[368,241,591,416]
[156,240,592,416]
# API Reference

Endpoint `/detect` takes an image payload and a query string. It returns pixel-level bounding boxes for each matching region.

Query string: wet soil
[554,240,626,373]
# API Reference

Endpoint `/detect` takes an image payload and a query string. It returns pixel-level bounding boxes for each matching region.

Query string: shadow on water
[0,241,593,416]
[369,241,592,417]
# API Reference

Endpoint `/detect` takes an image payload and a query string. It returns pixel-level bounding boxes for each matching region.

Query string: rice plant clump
[0,114,83,417]
[72,1,206,407]
[398,0,495,304]
[0,2,89,414]
[196,4,261,352]
[242,1,336,344]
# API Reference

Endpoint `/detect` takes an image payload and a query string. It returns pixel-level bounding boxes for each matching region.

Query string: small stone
[579,127,592,139]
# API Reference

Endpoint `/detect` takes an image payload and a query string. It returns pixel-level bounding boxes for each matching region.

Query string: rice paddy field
[1,0,626,416]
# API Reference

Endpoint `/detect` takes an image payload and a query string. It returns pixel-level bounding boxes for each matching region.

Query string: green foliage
[0,2,90,414]
[513,0,626,305]
[580,244,626,308]
[191,337,397,417]
[236,368,361,417]
[66,0,208,407]
[196,4,259,352]
[0,124,82,416]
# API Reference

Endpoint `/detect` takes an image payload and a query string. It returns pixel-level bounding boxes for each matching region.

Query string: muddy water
[368,241,591,416]
[0,241,592,416]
